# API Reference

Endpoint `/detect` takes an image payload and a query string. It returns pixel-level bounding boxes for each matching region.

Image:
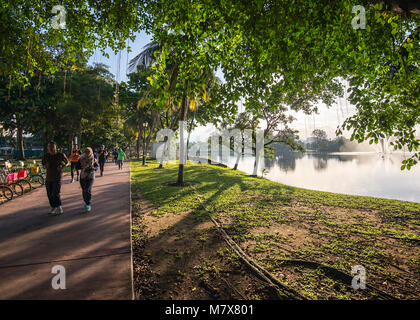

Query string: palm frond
[128,42,161,73]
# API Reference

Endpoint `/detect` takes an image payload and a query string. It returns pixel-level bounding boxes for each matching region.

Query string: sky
[87,31,380,143]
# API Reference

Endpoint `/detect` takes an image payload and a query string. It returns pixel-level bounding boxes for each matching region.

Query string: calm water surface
[225,152,420,203]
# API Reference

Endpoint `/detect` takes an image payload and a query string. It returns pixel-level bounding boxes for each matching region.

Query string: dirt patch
[131,172,419,300]
[131,193,277,300]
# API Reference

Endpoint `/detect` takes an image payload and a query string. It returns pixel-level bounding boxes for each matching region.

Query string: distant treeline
[271,131,374,155]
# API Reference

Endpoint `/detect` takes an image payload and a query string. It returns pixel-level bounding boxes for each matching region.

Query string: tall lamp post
[142,122,148,166]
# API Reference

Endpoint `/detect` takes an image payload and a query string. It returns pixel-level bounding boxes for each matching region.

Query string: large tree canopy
[0,1,146,84]
[1,1,418,168]
[142,0,419,168]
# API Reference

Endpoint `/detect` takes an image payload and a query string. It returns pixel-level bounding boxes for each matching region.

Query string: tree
[0,63,129,158]
[0,72,54,159]
[1,1,146,85]
[144,0,419,170]
[0,1,149,157]
[218,111,257,170]
[130,41,227,183]
[312,129,328,141]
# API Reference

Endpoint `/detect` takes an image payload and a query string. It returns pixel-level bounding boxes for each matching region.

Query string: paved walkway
[0,162,133,299]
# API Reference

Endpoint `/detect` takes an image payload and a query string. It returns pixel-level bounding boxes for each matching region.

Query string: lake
[223,152,420,203]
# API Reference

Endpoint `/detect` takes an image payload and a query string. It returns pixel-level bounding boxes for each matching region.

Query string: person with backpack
[42,141,69,215]
[70,146,81,183]
[78,147,98,213]
[117,148,125,170]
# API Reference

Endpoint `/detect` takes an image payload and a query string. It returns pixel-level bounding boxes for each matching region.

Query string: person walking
[79,147,97,213]
[112,148,118,164]
[117,148,125,170]
[42,141,69,215]
[98,145,107,176]
[70,146,81,183]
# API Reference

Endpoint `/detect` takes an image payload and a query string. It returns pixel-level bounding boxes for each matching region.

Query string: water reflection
[227,152,420,203]
[311,154,328,171]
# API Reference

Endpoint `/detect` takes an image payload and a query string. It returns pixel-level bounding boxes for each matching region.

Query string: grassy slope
[131,160,420,299]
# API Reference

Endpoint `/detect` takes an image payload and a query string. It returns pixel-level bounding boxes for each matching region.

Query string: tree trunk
[186,110,196,161]
[8,129,16,148]
[177,95,188,185]
[252,130,263,176]
[43,130,48,153]
[17,122,25,160]
[233,132,245,170]
[233,151,241,170]
[68,134,73,157]
[136,136,140,160]
[142,131,147,166]
[158,137,167,169]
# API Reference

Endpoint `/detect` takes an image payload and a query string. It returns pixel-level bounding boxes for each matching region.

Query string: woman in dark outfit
[98,145,107,176]
[79,147,97,213]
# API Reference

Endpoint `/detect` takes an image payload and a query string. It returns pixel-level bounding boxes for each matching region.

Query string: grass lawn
[130,160,420,300]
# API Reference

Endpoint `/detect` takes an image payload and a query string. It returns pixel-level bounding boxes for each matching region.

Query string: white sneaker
[48,207,56,215]
[54,206,63,215]
[70,178,74,183]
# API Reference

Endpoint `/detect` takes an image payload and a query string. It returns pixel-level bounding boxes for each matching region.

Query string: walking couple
[42,141,98,215]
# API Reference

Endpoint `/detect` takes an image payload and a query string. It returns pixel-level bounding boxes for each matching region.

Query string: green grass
[130,160,420,299]
[131,160,419,225]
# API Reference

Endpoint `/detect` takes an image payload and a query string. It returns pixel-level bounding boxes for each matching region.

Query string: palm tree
[128,42,161,72]
[129,42,178,169]
[186,75,219,158]
[129,42,217,185]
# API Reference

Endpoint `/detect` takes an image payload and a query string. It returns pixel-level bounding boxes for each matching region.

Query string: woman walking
[98,145,107,176]
[112,148,118,164]
[79,147,97,212]
[70,146,81,183]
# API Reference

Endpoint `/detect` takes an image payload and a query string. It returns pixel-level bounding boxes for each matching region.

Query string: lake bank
[130,160,420,299]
